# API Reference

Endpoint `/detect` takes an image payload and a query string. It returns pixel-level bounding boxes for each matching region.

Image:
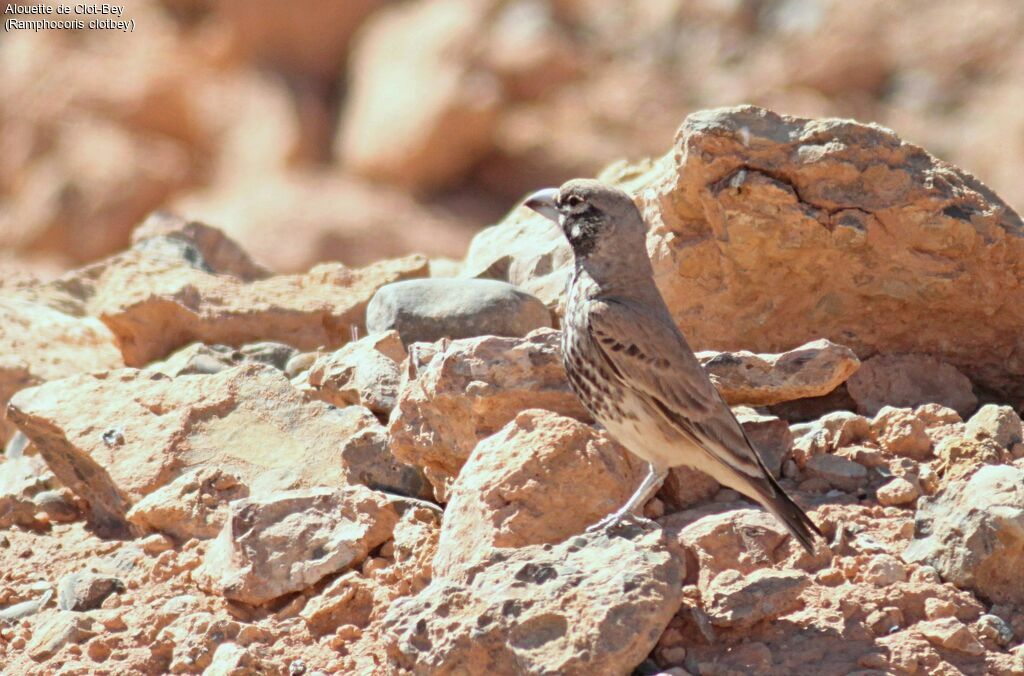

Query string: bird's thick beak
[523,188,560,223]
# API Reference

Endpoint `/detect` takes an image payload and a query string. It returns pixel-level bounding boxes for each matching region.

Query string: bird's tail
[748,472,823,554]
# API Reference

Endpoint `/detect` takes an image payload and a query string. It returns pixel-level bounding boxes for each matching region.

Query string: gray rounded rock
[365,279,551,345]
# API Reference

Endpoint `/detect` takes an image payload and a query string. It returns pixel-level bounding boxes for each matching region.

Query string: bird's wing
[586,297,767,481]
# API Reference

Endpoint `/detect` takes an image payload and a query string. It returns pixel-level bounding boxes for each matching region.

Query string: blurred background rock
[2,0,1022,276]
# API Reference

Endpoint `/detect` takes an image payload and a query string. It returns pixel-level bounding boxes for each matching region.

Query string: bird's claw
[584,512,631,534]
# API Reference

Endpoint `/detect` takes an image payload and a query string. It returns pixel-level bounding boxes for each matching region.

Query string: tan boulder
[26,611,99,662]
[847,354,978,417]
[659,465,720,513]
[804,454,868,492]
[877,477,920,506]
[934,435,1006,482]
[462,210,573,310]
[871,406,933,460]
[195,486,398,605]
[382,523,683,675]
[125,467,249,541]
[704,568,811,629]
[735,408,794,478]
[965,404,1023,449]
[388,329,589,500]
[916,618,986,656]
[697,339,859,406]
[294,331,405,416]
[0,116,193,265]
[335,406,433,501]
[664,508,800,591]
[7,364,353,533]
[433,410,646,578]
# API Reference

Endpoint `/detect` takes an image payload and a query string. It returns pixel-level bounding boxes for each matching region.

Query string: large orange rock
[468,106,1024,399]
[388,328,589,500]
[383,521,683,675]
[433,410,645,578]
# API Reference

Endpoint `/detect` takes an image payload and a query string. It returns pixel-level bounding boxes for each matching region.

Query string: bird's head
[523,179,648,267]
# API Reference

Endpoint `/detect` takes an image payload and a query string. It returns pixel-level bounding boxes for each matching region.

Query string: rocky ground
[2,106,1024,675]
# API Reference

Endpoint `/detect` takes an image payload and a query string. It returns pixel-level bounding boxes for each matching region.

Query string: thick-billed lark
[524,179,822,552]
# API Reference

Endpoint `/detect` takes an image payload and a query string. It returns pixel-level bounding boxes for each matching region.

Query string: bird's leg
[586,463,669,533]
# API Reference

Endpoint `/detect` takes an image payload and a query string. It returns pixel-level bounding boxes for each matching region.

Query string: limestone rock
[57,572,124,611]
[859,554,908,587]
[846,354,978,418]
[665,509,796,591]
[871,406,933,460]
[366,278,551,345]
[735,408,793,478]
[791,411,871,466]
[659,466,720,512]
[46,217,427,366]
[338,0,501,192]
[0,453,55,528]
[0,590,53,623]
[196,486,399,605]
[916,618,985,656]
[126,467,250,541]
[433,410,646,578]
[462,209,573,310]
[805,454,868,492]
[300,571,375,636]
[697,339,859,406]
[293,331,405,416]
[27,611,98,661]
[335,406,432,500]
[128,212,271,282]
[904,465,1024,605]
[8,364,356,533]
[704,568,811,628]
[382,522,683,675]
[203,641,268,676]
[388,329,589,499]
[32,488,81,523]
[877,477,920,506]
[934,434,1005,482]
[153,611,242,673]
[965,404,1023,449]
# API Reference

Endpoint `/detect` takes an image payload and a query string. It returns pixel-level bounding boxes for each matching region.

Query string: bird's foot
[584,509,634,534]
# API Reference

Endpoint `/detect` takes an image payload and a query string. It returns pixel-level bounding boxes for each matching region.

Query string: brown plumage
[524,179,822,553]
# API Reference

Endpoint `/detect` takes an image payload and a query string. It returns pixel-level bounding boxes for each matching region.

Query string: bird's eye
[565,195,583,208]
